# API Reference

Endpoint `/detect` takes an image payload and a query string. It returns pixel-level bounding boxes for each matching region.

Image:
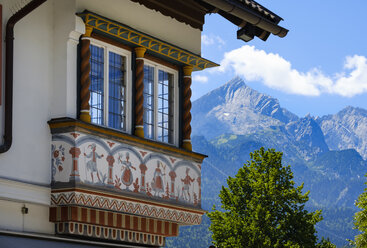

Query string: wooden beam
[130,0,206,30]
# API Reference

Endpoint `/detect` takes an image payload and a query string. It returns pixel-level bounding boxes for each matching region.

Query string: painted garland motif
[51,144,65,179]
[51,132,202,206]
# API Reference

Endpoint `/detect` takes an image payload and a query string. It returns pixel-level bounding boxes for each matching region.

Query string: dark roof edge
[202,0,288,38]
[227,0,283,23]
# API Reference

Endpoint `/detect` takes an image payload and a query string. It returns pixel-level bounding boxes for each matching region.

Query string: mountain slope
[192,77,329,160]
[286,115,329,160]
[191,77,298,139]
[317,106,367,159]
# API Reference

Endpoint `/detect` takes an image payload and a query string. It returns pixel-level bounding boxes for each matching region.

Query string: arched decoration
[172,161,200,176]
[111,144,143,163]
[142,153,173,170]
[76,136,111,154]
[50,128,204,209]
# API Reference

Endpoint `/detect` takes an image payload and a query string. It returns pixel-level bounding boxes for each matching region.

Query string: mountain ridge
[317,106,367,159]
[192,77,299,140]
[192,77,367,160]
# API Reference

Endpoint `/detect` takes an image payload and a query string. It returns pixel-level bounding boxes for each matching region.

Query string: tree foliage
[354,174,367,247]
[208,147,333,248]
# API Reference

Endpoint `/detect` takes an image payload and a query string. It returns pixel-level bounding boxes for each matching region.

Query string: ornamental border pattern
[50,205,179,237]
[78,11,219,71]
[51,191,202,225]
[56,221,165,246]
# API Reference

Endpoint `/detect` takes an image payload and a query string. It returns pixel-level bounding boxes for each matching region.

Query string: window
[143,62,177,145]
[89,40,131,132]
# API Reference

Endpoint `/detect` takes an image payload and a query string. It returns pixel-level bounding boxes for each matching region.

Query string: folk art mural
[51,132,202,207]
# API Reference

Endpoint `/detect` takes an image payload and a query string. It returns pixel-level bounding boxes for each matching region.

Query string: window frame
[88,38,132,133]
[143,58,179,147]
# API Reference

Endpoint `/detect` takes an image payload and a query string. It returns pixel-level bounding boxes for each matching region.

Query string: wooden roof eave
[201,0,288,40]
[130,0,207,30]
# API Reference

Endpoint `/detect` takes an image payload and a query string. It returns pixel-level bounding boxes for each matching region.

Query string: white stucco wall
[0,179,53,234]
[76,0,202,55]
[0,2,79,234]
[0,199,54,234]
[0,0,54,186]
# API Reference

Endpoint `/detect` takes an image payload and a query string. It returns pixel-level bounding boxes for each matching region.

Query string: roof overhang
[198,0,288,42]
[130,0,207,30]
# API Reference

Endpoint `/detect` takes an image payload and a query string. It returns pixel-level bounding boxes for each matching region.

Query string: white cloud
[332,55,367,97]
[193,75,209,84]
[202,34,226,48]
[202,34,214,46]
[217,45,367,97]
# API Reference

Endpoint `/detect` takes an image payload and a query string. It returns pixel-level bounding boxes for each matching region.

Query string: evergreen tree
[208,147,333,248]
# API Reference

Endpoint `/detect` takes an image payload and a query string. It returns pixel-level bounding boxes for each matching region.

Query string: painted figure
[84,143,104,183]
[51,144,65,179]
[181,168,195,202]
[119,152,136,190]
[151,161,165,197]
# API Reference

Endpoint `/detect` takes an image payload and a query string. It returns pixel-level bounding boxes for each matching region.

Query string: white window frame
[89,38,132,133]
[143,59,179,146]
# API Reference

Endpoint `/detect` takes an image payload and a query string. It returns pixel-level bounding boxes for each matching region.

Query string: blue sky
[192,0,367,117]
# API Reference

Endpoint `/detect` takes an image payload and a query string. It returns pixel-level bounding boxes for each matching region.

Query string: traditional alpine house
[0,0,287,247]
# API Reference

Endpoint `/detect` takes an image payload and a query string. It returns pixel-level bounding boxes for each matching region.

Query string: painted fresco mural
[51,132,202,207]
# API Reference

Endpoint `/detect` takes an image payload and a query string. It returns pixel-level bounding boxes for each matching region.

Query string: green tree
[354,174,367,247]
[208,147,333,248]
[316,238,337,248]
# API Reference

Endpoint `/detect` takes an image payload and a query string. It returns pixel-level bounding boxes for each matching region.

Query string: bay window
[86,38,178,145]
[143,62,178,145]
[89,40,131,132]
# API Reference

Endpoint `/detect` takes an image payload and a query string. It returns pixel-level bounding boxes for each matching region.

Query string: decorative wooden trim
[79,37,91,123]
[130,0,206,30]
[78,11,219,71]
[134,47,146,138]
[144,53,179,71]
[48,118,206,162]
[84,25,93,37]
[50,206,179,237]
[55,221,166,246]
[182,66,193,151]
[91,33,133,51]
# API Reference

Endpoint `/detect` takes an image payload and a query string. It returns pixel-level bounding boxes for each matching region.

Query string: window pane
[157,70,174,144]
[143,65,155,140]
[89,45,104,125]
[108,51,126,130]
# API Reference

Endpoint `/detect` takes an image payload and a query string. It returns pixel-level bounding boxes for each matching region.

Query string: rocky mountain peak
[338,106,367,118]
[224,76,246,91]
[191,77,299,139]
[318,106,367,159]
